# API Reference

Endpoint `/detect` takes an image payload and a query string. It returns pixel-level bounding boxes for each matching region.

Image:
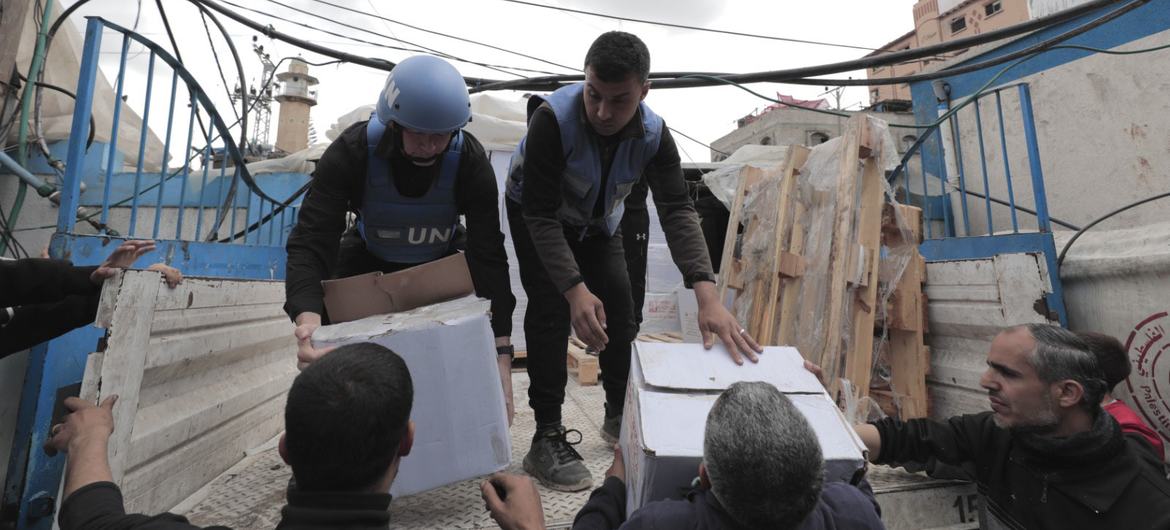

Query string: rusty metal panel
[83,270,296,514]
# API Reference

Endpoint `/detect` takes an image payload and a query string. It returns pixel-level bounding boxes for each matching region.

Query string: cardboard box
[321,252,475,324]
[620,341,866,516]
[312,296,510,497]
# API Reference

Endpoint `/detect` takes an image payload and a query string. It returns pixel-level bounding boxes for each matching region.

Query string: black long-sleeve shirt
[520,105,715,293]
[284,122,515,337]
[58,481,393,529]
[0,258,101,358]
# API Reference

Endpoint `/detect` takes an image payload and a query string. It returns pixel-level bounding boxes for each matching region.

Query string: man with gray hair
[856,323,1170,529]
[559,381,884,529]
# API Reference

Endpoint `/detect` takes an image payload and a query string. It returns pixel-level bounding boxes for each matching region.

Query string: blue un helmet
[375,55,471,134]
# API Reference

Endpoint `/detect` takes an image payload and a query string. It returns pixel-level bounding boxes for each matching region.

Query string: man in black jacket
[284,55,516,420]
[482,382,884,530]
[856,323,1170,529]
[47,342,414,530]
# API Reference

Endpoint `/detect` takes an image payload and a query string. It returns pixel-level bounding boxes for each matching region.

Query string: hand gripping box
[312,296,510,497]
[620,341,866,516]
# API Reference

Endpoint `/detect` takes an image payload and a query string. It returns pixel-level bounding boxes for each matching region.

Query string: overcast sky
[70,0,919,162]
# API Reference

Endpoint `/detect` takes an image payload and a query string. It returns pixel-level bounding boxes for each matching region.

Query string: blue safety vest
[506,83,662,237]
[357,117,462,264]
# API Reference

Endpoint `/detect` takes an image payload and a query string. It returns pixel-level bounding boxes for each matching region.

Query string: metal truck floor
[178,371,976,530]
[180,371,612,529]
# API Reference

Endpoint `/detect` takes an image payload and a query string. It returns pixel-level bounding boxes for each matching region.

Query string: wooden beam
[844,120,886,405]
[759,146,810,345]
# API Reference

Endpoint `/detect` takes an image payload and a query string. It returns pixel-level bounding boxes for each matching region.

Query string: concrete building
[709,106,918,162]
[867,0,1031,105]
[274,58,318,154]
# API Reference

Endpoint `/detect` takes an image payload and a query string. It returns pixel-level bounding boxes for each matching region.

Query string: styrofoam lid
[634,342,825,393]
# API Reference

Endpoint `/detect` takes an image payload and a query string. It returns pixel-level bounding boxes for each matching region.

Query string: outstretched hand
[693,282,762,365]
[90,240,156,284]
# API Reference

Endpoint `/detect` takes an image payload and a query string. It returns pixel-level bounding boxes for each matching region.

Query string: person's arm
[0,294,100,358]
[519,107,580,292]
[520,108,612,351]
[643,125,761,363]
[456,135,517,341]
[862,414,988,467]
[456,134,519,425]
[45,396,199,530]
[0,259,98,307]
[572,446,628,530]
[284,123,364,367]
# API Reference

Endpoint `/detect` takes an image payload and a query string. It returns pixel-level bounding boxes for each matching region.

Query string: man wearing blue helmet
[505,31,763,491]
[284,55,517,422]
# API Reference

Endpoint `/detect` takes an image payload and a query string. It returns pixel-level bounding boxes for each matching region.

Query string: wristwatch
[496,344,515,357]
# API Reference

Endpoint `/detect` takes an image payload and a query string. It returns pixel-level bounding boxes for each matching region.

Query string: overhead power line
[497,0,879,52]
[304,0,579,73]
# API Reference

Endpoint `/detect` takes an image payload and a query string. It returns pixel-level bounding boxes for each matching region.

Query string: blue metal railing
[890,82,1067,326]
[3,18,306,529]
[892,83,1054,241]
[56,17,303,247]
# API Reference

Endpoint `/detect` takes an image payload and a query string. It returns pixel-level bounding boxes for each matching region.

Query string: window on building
[871,89,880,102]
[985,0,1002,16]
[950,17,967,33]
[809,132,830,145]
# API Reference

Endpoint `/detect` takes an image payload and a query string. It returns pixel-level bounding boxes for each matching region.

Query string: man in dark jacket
[506,30,760,492]
[856,323,1170,529]
[482,382,884,530]
[283,54,516,420]
[47,342,414,530]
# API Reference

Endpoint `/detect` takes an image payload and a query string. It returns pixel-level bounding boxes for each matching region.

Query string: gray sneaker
[601,414,622,444]
[523,426,593,492]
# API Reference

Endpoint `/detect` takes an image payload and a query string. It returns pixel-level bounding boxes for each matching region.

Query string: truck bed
[175,371,976,530]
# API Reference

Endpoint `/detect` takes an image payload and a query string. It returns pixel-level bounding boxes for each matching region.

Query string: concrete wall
[709,108,917,162]
[910,1,1170,232]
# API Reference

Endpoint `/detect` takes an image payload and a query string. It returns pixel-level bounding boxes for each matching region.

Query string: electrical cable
[1057,191,1170,268]
[469,0,1130,92]
[154,0,212,143]
[497,0,880,51]
[303,0,578,73]
[201,9,241,122]
[667,126,729,157]
[238,0,556,78]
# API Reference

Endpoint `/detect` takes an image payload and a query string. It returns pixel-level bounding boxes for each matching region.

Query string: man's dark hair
[584,31,651,82]
[704,382,823,530]
[284,342,413,491]
[1077,331,1130,391]
[1023,324,1107,412]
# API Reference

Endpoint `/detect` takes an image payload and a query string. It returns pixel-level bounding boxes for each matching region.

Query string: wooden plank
[90,270,162,483]
[717,167,764,302]
[759,146,810,345]
[776,203,807,346]
[815,116,865,399]
[844,123,886,404]
[566,342,598,385]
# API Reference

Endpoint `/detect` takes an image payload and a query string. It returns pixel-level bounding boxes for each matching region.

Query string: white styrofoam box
[620,341,866,516]
[313,296,511,497]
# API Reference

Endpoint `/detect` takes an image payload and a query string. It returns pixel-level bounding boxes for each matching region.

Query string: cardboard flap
[634,342,825,393]
[320,253,475,324]
[374,253,474,314]
[322,271,393,324]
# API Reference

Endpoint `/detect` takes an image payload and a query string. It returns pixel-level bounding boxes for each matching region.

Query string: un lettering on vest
[374,226,452,245]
